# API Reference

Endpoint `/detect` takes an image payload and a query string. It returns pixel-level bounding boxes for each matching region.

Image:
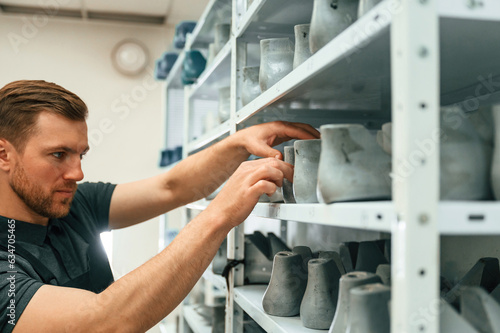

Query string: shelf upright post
[161,82,168,149]
[183,84,192,160]
[391,0,440,332]
[226,2,247,332]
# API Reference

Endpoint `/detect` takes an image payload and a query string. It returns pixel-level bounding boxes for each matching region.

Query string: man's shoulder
[63,181,117,235]
[75,182,116,195]
[72,182,116,209]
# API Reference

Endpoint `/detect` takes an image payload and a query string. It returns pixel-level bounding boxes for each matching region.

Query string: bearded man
[0,80,319,332]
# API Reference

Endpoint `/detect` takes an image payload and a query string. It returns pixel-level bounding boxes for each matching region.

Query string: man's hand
[205,157,293,229]
[109,121,319,229]
[233,121,320,160]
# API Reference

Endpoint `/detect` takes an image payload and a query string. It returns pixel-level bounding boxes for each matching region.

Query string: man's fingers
[259,146,282,159]
[285,122,321,139]
[245,158,293,188]
[248,164,284,188]
[251,180,278,197]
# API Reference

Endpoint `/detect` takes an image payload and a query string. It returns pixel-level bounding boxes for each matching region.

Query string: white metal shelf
[203,267,227,292]
[438,201,500,235]
[183,305,212,333]
[235,0,500,129]
[235,0,314,41]
[187,120,231,154]
[234,285,324,333]
[189,40,232,100]
[438,0,500,20]
[185,0,232,50]
[172,0,500,332]
[235,0,393,128]
[188,200,500,235]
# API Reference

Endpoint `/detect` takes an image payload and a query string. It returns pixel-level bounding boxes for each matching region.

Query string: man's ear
[0,139,14,172]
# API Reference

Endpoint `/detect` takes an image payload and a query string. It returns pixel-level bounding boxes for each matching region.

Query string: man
[0,80,319,332]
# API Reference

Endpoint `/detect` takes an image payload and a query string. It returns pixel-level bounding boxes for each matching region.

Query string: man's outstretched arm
[13,157,293,332]
[108,121,319,229]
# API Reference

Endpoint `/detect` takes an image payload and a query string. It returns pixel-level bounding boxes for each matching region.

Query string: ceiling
[0,0,210,25]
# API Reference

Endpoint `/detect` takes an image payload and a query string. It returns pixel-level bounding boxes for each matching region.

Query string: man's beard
[10,164,77,219]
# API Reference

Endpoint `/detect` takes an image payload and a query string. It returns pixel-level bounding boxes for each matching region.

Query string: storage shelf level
[189,40,231,100]
[187,120,231,154]
[203,267,227,292]
[235,0,500,129]
[185,0,232,49]
[187,200,500,235]
[234,285,324,333]
[182,305,212,333]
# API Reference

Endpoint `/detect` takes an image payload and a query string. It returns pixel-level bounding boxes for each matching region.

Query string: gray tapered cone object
[440,299,479,333]
[491,284,500,304]
[268,233,290,258]
[444,257,500,307]
[375,264,391,286]
[262,251,308,316]
[309,0,358,54]
[292,245,313,273]
[293,139,321,203]
[245,232,290,284]
[345,283,390,333]
[319,251,346,275]
[317,124,391,203]
[245,232,272,284]
[301,258,342,329]
[461,287,500,333]
[354,240,389,273]
[283,146,296,203]
[336,242,359,273]
[329,272,381,333]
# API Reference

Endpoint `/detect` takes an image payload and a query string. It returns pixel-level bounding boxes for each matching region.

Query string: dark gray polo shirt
[0,182,116,333]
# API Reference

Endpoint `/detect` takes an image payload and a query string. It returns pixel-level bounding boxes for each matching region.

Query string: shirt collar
[0,215,48,246]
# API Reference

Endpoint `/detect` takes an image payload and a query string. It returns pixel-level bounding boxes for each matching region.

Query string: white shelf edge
[234,0,267,38]
[438,201,500,235]
[185,0,220,50]
[187,200,500,235]
[188,200,393,232]
[234,285,323,333]
[187,121,231,153]
[203,267,227,292]
[252,202,393,232]
[188,40,232,99]
[235,0,393,124]
[182,304,212,333]
[438,0,500,20]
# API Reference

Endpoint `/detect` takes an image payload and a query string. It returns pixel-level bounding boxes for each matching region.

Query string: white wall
[0,13,175,332]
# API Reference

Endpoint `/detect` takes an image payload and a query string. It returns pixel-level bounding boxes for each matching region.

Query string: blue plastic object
[159,146,183,167]
[155,59,168,80]
[159,149,173,167]
[154,52,179,80]
[174,21,197,49]
[182,50,206,85]
[173,146,183,162]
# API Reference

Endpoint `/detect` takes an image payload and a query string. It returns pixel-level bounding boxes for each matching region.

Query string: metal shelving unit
[234,285,322,333]
[202,265,227,293]
[181,305,213,333]
[189,200,500,236]
[164,0,500,332]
